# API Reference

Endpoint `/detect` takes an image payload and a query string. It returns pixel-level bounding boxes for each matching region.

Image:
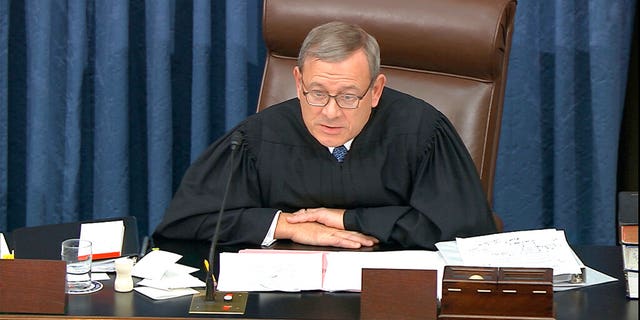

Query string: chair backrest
[258,0,517,205]
[10,216,139,260]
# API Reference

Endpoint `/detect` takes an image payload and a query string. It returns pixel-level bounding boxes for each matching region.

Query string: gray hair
[297,21,380,80]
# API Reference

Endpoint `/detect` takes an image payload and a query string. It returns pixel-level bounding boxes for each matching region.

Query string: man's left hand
[287,207,345,229]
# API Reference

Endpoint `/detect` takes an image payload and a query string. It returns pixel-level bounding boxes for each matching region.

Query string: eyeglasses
[300,76,375,109]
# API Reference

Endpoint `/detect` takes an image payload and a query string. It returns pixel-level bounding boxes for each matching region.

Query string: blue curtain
[494,1,636,245]
[0,0,264,236]
[0,0,636,245]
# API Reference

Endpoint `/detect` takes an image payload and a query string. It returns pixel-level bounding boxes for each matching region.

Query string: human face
[293,49,385,147]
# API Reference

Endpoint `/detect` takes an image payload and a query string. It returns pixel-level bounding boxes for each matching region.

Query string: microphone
[205,130,244,301]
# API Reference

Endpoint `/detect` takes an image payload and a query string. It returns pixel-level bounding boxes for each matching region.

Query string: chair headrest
[263,0,516,81]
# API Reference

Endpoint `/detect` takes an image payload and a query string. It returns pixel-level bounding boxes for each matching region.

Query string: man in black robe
[154,21,497,250]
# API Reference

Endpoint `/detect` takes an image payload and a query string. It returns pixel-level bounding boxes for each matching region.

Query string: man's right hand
[274,212,379,249]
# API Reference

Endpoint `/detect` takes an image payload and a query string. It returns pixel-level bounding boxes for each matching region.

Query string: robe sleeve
[153,128,278,246]
[343,116,497,250]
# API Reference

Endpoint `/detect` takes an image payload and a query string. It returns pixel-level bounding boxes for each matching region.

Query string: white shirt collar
[328,139,353,153]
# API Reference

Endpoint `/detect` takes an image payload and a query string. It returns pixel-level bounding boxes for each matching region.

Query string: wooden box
[0,259,67,314]
[439,266,554,320]
[361,268,437,320]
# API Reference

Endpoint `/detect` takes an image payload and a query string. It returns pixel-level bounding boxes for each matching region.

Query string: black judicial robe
[154,87,497,250]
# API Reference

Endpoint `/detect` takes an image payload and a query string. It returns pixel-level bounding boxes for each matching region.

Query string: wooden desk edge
[0,317,267,320]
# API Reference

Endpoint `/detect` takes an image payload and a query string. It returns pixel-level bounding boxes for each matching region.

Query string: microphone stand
[189,131,249,314]
[189,131,248,314]
[205,131,243,301]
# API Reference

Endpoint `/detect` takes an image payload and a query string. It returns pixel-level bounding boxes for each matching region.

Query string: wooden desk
[0,245,637,320]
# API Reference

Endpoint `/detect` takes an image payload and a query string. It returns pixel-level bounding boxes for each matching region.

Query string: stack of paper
[435,228,617,291]
[131,250,205,300]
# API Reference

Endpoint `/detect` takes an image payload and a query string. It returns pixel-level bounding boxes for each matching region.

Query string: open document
[435,229,617,290]
[217,249,445,296]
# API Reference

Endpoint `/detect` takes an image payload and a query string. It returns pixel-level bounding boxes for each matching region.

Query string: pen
[203,259,218,285]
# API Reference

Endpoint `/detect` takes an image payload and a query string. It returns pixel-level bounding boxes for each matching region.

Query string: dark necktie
[332,145,348,163]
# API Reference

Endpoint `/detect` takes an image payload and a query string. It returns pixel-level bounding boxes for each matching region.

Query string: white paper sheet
[217,251,324,292]
[91,272,111,281]
[132,249,182,280]
[0,233,10,258]
[323,250,445,298]
[134,286,199,300]
[138,272,205,290]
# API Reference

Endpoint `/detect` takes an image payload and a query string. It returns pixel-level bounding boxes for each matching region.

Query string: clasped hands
[274,207,379,249]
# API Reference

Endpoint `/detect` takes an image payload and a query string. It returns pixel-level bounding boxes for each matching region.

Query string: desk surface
[1,245,637,320]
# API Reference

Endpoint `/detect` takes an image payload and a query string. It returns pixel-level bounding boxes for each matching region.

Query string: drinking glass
[61,239,93,293]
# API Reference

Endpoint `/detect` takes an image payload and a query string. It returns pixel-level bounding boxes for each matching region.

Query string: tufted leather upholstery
[257,0,517,226]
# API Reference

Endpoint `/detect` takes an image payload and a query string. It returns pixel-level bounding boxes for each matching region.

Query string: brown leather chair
[257,0,517,231]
